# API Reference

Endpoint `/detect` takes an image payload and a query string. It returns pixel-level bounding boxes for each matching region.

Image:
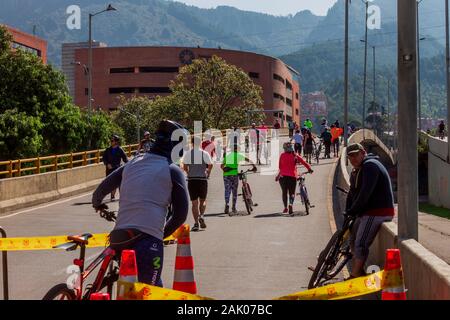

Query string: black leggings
[279,176,297,208]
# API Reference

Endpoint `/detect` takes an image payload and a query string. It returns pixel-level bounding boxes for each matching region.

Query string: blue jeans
[131,234,164,287]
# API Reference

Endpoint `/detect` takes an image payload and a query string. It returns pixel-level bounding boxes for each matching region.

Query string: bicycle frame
[71,244,117,300]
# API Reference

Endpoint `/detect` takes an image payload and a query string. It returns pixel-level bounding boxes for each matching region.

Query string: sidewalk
[392,212,450,264]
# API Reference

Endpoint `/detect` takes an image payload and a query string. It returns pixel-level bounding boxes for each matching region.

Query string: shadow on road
[253,212,308,218]
[72,202,92,206]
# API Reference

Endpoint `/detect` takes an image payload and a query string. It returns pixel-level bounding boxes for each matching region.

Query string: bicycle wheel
[242,186,252,215]
[42,283,77,300]
[308,231,342,289]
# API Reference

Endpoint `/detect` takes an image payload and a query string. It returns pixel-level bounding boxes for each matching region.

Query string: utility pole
[398,0,418,241]
[387,79,391,145]
[417,0,423,132]
[362,0,369,137]
[344,0,349,152]
[446,0,450,162]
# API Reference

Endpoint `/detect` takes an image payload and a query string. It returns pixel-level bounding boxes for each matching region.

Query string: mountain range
[1,0,448,120]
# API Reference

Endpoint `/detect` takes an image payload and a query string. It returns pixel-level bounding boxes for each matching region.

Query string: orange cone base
[381,292,407,300]
[173,282,197,294]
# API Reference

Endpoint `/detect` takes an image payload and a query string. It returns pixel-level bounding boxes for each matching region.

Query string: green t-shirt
[223,152,246,176]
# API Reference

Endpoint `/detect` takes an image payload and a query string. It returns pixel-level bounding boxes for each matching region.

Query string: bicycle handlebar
[99,209,117,222]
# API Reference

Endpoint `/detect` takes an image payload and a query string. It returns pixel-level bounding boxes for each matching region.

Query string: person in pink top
[277,142,313,215]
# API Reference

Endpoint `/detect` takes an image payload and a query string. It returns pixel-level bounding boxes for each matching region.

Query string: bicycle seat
[67,233,93,244]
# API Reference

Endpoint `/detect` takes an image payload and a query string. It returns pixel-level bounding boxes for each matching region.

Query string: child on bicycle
[277,142,313,215]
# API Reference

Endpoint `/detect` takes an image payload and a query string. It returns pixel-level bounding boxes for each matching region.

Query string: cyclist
[320,127,332,159]
[221,143,256,214]
[182,136,213,232]
[277,142,313,215]
[92,120,189,287]
[345,143,395,278]
[103,135,128,201]
[137,131,154,154]
[303,118,313,131]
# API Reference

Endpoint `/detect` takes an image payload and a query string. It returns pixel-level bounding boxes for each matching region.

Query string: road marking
[0,192,93,220]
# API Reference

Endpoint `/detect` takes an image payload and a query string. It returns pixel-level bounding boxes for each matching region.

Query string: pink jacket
[278,152,312,178]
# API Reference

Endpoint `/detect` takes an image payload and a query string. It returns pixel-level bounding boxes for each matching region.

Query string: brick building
[62,45,301,126]
[3,24,47,64]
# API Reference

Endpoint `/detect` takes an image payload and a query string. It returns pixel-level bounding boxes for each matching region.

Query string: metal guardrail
[0,126,286,179]
[0,227,8,300]
[0,144,139,179]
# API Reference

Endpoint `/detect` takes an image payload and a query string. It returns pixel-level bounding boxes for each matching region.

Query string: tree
[164,55,265,130]
[0,109,43,160]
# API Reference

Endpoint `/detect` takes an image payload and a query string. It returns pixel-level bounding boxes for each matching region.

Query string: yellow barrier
[0,233,177,251]
[117,280,213,300]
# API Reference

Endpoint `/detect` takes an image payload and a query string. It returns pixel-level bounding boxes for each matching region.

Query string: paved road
[0,139,336,300]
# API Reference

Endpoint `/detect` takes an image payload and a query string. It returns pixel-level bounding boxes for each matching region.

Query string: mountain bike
[297,171,313,215]
[237,166,258,215]
[43,210,119,300]
[308,186,355,289]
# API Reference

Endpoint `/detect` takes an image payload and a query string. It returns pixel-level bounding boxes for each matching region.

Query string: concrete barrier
[0,164,105,215]
[333,144,450,300]
[427,135,450,209]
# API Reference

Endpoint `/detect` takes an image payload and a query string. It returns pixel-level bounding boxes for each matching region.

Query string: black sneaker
[224,205,230,215]
[191,223,199,232]
[232,206,237,214]
[199,217,207,229]
[288,205,294,215]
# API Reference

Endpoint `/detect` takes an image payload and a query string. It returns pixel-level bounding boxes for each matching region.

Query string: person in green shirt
[221,144,256,214]
[304,118,313,131]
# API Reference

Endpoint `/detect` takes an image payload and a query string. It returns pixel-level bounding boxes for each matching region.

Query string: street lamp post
[88,4,116,115]
[361,0,369,136]
[446,0,450,162]
[344,0,350,152]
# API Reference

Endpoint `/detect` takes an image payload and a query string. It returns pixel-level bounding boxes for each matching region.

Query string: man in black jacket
[345,143,395,278]
[103,135,128,201]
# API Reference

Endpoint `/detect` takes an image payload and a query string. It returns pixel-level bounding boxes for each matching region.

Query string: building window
[286,98,293,106]
[12,41,40,56]
[273,73,285,84]
[249,72,260,79]
[138,87,171,94]
[110,67,135,74]
[296,93,299,100]
[139,66,179,73]
[296,109,299,115]
[85,88,88,96]
[109,87,135,94]
[273,93,285,102]
[286,80,293,90]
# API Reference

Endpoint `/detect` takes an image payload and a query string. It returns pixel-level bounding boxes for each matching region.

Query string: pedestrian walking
[288,120,295,138]
[103,135,128,201]
[276,142,313,215]
[182,136,213,232]
[291,129,303,155]
[320,127,332,159]
[303,130,315,164]
[438,120,446,140]
[273,119,281,139]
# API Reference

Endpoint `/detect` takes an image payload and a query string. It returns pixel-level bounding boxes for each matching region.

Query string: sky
[171,0,339,16]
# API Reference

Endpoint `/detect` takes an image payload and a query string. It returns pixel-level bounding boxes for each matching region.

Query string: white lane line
[0,192,93,220]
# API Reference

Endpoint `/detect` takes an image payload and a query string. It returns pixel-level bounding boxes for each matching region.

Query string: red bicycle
[42,210,119,300]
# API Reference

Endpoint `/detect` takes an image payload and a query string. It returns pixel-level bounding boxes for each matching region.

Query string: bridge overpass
[0,130,449,300]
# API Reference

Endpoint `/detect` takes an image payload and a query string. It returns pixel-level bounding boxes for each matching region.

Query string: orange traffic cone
[172,224,197,294]
[381,249,407,300]
[90,293,110,300]
[117,250,138,300]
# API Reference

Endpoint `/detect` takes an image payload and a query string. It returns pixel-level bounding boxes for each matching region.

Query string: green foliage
[164,55,265,130]
[0,25,117,160]
[0,109,43,159]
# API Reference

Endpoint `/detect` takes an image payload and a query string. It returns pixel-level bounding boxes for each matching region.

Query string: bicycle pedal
[253,203,258,206]
[238,193,242,196]
[310,205,315,208]
[308,266,315,272]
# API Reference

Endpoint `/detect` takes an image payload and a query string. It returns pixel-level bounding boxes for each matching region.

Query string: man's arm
[92,166,124,208]
[164,164,189,238]
[103,149,109,166]
[120,148,129,163]
[346,162,380,216]
[295,154,312,172]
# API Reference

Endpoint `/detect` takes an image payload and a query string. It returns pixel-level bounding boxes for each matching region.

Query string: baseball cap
[347,143,365,155]
[144,131,150,136]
